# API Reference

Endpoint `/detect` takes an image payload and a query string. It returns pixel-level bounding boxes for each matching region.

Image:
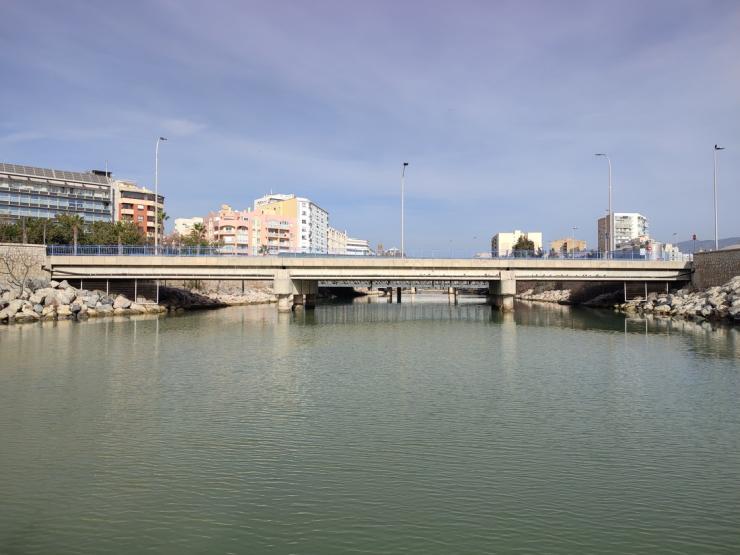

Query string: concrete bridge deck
[47,255,692,282]
[46,255,692,312]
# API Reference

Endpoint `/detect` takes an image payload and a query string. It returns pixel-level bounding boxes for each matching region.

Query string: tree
[258,245,270,256]
[0,245,44,295]
[512,235,535,257]
[53,214,86,252]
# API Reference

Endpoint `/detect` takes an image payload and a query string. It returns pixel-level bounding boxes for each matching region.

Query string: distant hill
[676,237,740,253]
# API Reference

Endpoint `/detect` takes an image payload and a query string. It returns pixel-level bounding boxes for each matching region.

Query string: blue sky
[1,0,738,253]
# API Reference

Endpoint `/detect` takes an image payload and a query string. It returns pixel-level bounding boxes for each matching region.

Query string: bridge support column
[448,286,457,304]
[488,271,516,312]
[396,287,402,303]
[273,271,319,312]
[410,287,417,294]
[274,271,294,313]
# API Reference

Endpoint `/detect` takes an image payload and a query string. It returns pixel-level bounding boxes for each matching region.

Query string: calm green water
[1,298,739,554]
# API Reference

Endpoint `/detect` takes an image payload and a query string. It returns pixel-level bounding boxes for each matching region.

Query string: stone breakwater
[615,276,740,324]
[0,280,166,323]
[517,289,571,303]
[0,281,277,324]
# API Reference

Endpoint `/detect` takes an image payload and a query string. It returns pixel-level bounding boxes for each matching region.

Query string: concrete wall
[0,243,48,290]
[692,247,740,289]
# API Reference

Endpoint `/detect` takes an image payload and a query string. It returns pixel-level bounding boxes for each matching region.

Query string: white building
[491,230,543,257]
[174,217,203,237]
[254,193,329,254]
[327,226,348,255]
[346,237,373,256]
[598,212,648,251]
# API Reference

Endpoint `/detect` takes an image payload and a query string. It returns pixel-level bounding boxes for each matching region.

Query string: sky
[1,0,739,254]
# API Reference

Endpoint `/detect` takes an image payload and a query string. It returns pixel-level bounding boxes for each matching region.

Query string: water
[1,297,739,554]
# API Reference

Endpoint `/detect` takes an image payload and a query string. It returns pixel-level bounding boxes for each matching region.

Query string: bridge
[45,252,692,312]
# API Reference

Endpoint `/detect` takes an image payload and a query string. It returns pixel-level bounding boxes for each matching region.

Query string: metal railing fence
[45,244,693,261]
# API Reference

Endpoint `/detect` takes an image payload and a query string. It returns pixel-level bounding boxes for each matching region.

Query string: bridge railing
[45,244,693,261]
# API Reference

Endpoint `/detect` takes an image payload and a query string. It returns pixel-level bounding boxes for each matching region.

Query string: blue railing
[45,244,693,261]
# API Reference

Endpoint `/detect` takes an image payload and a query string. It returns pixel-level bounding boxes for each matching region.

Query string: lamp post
[155,136,168,253]
[571,226,578,258]
[713,144,724,251]
[594,153,613,257]
[401,162,409,258]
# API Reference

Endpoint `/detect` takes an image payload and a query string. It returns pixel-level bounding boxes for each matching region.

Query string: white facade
[346,237,373,256]
[328,226,348,255]
[174,217,203,237]
[254,193,329,253]
[298,197,328,254]
[598,212,648,251]
[491,230,543,257]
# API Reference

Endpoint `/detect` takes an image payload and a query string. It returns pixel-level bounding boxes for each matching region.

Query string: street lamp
[713,144,724,251]
[154,137,167,252]
[594,153,613,256]
[401,162,409,258]
[571,226,578,258]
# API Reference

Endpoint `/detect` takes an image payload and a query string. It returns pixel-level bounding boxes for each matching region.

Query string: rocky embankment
[0,281,277,324]
[517,289,571,303]
[0,280,166,323]
[615,276,740,324]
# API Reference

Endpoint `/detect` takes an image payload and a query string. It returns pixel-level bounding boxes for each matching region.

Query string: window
[137,216,144,222]
[137,204,145,210]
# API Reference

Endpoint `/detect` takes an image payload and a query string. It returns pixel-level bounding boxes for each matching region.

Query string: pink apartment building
[204,204,297,255]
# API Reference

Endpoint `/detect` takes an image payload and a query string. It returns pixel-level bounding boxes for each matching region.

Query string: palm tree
[191,222,206,255]
[258,244,270,256]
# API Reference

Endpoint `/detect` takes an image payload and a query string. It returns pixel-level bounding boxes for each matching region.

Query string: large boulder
[56,289,76,305]
[0,299,25,320]
[82,292,100,306]
[97,304,114,315]
[56,305,72,317]
[16,308,40,322]
[113,295,132,309]
[58,280,71,289]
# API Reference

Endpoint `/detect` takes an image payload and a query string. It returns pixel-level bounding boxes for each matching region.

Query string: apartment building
[549,238,587,253]
[204,204,296,255]
[254,193,329,253]
[327,226,348,254]
[112,180,165,240]
[491,230,543,257]
[346,237,373,256]
[0,162,113,222]
[174,217,203,237]
[597,212,648,252]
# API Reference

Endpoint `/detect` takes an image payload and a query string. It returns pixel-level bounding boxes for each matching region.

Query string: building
[112,180,165,240]
[549,238,587,253]
[174,217,203,237]
[203,204,296,255]
[598,212,648,252]
[0,162,113,222]
[346,237,373,256]
[254,193,329,253]
[327,226,348,255]
[491,230,543,257]
[204,205,251,254]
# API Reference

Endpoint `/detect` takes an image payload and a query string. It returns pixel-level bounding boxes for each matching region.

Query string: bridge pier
[396,287,402,303]
[488,271,516,312]
[273,271,319,312]
[448,286,457,304]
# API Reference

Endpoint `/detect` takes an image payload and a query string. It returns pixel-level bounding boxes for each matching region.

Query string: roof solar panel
[0,163,110,185]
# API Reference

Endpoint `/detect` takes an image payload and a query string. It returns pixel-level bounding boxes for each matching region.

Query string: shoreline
[516,276,740,326]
